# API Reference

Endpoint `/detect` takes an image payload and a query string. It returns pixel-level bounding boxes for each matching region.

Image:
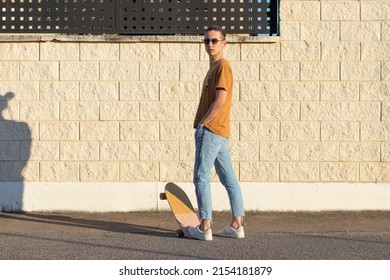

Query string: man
[188,26,245,241]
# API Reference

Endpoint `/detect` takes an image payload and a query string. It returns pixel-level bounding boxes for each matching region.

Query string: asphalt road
[1,211,390,260]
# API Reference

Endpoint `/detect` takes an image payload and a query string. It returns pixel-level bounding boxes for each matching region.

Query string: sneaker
[187,226,213,241]
[216,225,245,239]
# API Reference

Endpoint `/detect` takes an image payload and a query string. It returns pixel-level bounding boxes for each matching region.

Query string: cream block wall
[0,0,390,211]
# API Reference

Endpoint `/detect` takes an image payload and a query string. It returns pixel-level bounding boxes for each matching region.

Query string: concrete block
[120,162,160,181]
[140,101,179,121]
[281,122,320,141]
[260,142,299,161]
[80,82,118,100]
[80,122,119,140]
[231,62,260,81]
[120,121,159,141]
[0,121,38,141]
[20,101,59,121]
[0,141,19,160]
[280,82,319,101]
[301,62,339,81]
[281,41,320,61]
[340,142,380,161]
[60,142,99,161]
[40,162,79,182]
[179,141,194,161]
[120,82,159,101]
[40,42,79,61]
[361,1,390,20]
[300,142,339,161]
[301,22,339,41]
[321,1,360,20]
[179,102,198,121]
[261,62,300,81]
[341,22,381,41]
[60,62,99,81]
[140,62,179,81]
[280,162,320,182]
[361,163,390,182]
[280,1,320,20]
[230,141,259,161]
[240,162,279,182]
[40,82,79,101]
[279,21,300,41]
[60,101,100,120]
[160,43,199,61]
[40,122,79,141]
[321,121,360,141]
[20,62,59,81]
[341,62,381,81]
[241,43,280,61]
[80,162,119,181]
[382,143,390,161]
[322,42,360,61]
[160,121,193,141]
[301,102,340,121]
[240,122,279,141]
[362,42,390,61]
[100,62,139,81]
[321,162,359,182]
[261,102,300,121]
[361,122,390,141]
[231,102,260,121]
[179,62,208,81]
[384,62,390,81]
[160,161,193,182]
[360,82,390,101]
[101,142,139,161]
[240,82,279,101]
[1,82,39,100]
[100,101,139,121]
[160,82,199,101]
[320,82,359,101]
[140,141,179,161]
[120,43,159,61]
[341,102,381,121]
[22,141,59,161]
[80,43,119,61]
[0,43,39,61]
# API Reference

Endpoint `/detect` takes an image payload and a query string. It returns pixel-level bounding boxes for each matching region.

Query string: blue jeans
[193,126,245,220]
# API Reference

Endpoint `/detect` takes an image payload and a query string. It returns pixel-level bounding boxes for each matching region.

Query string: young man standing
[188,26,245,241]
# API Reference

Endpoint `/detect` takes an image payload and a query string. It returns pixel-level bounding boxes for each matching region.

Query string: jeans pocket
[210,130,225,147]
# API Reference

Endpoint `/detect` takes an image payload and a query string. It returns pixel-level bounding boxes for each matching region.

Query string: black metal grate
[0,0,279,36]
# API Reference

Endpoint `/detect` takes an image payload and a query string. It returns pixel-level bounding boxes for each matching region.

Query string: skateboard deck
[160,182,200,238]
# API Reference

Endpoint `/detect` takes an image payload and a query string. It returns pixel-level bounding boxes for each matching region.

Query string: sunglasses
[203,38,222,45]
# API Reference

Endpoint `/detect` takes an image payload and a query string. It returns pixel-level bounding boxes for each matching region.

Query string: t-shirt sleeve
[215,63,232,92]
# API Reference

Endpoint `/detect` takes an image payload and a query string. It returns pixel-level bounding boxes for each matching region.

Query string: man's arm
[199,89,227,126]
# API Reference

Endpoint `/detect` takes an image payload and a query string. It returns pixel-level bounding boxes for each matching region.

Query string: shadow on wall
[0,92,31,212]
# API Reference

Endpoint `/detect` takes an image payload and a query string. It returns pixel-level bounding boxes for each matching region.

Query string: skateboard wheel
[159,192,167,200]
[176,229,185,238]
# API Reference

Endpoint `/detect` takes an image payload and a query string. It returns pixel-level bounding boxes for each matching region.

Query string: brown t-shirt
[193,59,233,138]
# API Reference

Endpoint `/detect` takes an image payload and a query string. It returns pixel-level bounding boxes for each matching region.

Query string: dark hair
[206,25,226,40]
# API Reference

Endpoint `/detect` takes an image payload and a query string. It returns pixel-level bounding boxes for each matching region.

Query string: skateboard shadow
[0,92,31,212]
[0,212,176,238]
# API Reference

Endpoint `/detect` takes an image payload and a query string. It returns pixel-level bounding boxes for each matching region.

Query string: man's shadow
[0,92,31,212]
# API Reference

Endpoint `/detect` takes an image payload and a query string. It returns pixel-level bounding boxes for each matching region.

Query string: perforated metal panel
[0,0,279,35]
[0,0,116,33]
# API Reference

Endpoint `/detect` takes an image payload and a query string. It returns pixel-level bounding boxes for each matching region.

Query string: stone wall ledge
[0,34,280,44]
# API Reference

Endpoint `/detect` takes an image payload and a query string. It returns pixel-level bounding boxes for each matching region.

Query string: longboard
[160,182,199,237]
